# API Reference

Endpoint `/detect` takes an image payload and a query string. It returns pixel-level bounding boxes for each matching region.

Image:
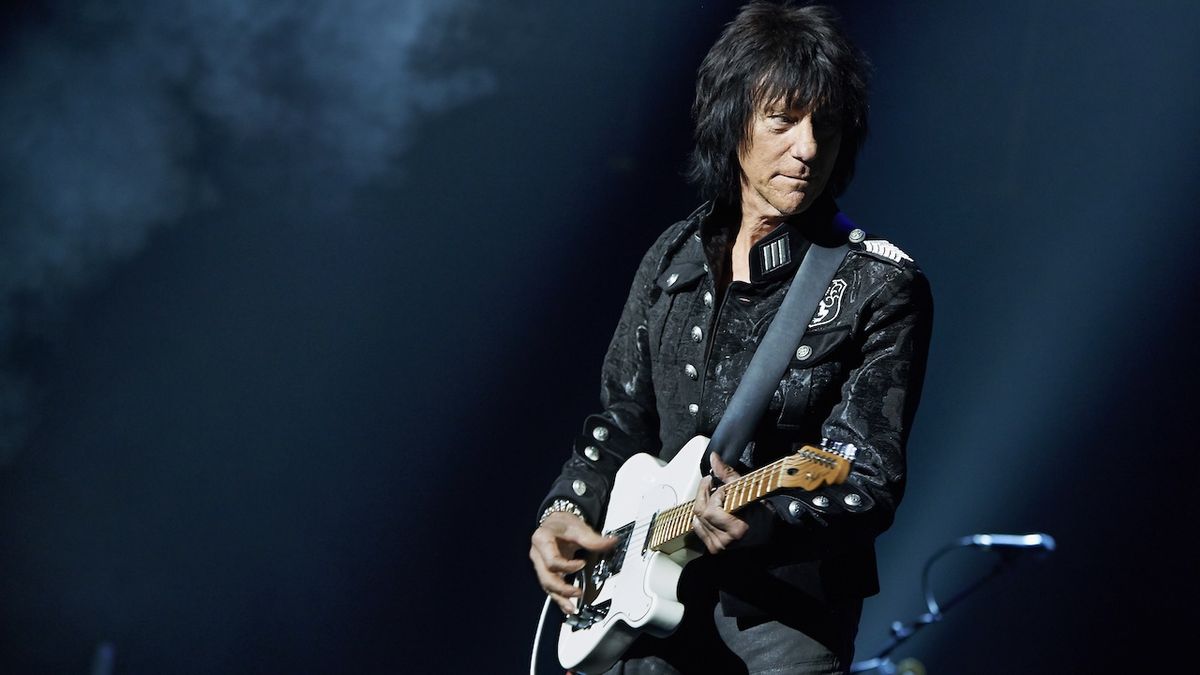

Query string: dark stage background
[1,1,1198,673]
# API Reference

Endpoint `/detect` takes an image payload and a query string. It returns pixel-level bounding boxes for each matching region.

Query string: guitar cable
[530,594,553,675]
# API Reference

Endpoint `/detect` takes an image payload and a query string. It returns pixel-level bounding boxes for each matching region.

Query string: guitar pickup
[566,600,610,632]
[596,522,635,581]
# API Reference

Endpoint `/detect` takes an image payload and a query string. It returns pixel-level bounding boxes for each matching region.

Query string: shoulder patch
[860,239,913,265]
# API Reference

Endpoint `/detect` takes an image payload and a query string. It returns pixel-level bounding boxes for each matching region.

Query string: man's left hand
[692,452,750,554]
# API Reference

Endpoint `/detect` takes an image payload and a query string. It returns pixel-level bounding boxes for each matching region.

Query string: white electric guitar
[557,435,851,673]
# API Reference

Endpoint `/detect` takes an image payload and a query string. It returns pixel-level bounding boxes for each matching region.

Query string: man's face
[738,99,842,219]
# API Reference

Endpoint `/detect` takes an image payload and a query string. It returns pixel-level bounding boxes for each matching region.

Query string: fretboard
[645,446,843,552]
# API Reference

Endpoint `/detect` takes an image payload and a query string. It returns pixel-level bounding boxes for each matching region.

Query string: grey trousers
[601,578,861,675]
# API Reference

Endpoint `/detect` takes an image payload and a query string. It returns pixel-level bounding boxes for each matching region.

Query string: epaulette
[651,210,706,279]
[854,238,914,267]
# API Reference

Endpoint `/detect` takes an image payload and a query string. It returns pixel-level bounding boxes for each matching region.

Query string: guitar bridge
[566,522,633,633]
[581,522,635,593]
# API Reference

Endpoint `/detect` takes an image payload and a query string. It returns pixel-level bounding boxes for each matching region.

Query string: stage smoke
[0,0,493,464]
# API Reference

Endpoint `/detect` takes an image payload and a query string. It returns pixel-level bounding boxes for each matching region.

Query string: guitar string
[635,450,845,546]
[643,454,832,545]
[616,453,843,547]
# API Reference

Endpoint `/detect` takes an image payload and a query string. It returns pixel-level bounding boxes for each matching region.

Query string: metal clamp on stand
[850,532,1056,674]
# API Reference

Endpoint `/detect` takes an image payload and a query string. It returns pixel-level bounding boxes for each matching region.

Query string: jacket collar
[747,221,807,283]
[696,194,847,285]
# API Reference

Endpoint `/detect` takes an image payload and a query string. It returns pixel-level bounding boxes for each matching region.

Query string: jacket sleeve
[764,263,933,546]
[535,227,679,528]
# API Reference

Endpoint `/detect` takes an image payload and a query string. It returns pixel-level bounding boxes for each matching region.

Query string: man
[530,3,932,673]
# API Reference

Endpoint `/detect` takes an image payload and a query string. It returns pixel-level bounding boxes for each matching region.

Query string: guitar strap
[706,236,851,472]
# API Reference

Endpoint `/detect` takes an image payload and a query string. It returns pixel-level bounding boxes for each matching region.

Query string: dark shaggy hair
[688,2,871,203]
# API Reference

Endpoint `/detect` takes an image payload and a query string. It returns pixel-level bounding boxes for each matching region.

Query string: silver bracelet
[539,498,585,525]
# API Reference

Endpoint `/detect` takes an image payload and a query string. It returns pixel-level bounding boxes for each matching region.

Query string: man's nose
[789,115,819,162]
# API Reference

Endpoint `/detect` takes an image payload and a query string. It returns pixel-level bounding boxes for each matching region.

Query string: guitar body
[557,435,710,674]
[555,436,849,673]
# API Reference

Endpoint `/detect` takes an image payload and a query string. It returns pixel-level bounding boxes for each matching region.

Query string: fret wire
[642,448,841,551]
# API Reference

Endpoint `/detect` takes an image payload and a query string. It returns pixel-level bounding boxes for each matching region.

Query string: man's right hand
[530,512,616,615]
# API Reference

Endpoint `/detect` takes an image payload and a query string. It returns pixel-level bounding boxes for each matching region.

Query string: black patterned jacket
[539,197,933,613]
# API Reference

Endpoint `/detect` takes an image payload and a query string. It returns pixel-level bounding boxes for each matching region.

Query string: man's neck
[731,214,787,283]
[735,214,785,249]
[730,193,792,283]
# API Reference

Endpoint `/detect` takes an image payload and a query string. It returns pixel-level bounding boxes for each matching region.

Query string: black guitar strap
[707,239,851,471]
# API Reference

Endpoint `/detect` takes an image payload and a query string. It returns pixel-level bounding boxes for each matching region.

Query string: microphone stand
[849,534,1054,674]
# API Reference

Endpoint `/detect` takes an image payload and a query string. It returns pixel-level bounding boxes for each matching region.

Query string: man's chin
[773,197,812,217]
[744,188,813,219]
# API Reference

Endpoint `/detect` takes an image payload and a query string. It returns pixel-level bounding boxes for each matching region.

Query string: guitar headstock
[777,445,851,490]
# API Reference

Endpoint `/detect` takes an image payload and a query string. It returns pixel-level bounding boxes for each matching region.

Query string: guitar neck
[720,456,795,514]
[646,445,845,552]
